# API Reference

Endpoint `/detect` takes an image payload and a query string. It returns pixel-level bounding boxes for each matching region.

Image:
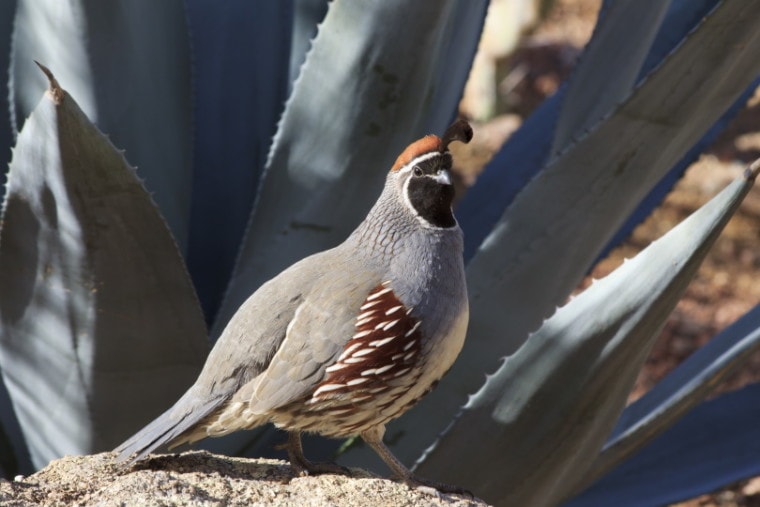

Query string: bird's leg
[361,426,472,496]
[284,431,350,477]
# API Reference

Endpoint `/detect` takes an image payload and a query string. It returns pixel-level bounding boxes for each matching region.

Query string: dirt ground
[455,1,760,505]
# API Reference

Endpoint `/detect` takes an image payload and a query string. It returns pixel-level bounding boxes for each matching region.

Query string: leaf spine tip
[34,61,64,104]
[464,393,478,409]
[746,157,760,181]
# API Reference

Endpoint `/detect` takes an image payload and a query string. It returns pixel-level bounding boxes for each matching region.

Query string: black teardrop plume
[441,119,473,151]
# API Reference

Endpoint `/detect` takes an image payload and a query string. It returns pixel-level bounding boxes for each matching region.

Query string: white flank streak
[369,336,396,347]
[360,300,381,310]
[405,321,421,337]
[403,340,415,351]
[381,280,392,286]
[285,319,296,340]
[285,304,306,338]
[368,386,389,393]
[347,377,370,386]
[356,316,375,327]
[345,357,367,363]
[325,362,348,373]
[361,368,376,376]
[391,353,404,360]
[338,342,363,360]
[366,287,393,301]
[394,368,411,377]
[385,305,404,315]
[357,308,377,318]
[313,383,344,397]
[403,351,415,361]
[374,364,394,374]
[353,329,373,339]
[382,319,401,331]
[353,348,375,357]
[352,394,371,402]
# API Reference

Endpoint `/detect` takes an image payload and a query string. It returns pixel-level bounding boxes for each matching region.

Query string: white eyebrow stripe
[396,151,443,174]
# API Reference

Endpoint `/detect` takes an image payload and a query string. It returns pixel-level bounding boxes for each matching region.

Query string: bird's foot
[279,432,351,479]
[289,456,351,477]
[398,473,473,497]
[360,430,473,497]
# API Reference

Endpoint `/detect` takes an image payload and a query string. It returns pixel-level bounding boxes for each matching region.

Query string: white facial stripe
[396,151,443,174]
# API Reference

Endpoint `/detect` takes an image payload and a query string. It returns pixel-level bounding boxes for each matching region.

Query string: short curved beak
[432,169,452,185]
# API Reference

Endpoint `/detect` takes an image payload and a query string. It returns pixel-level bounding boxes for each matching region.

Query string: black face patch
[406,154,456,228]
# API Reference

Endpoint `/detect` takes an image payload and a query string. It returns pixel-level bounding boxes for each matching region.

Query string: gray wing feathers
[114,257,313,463]
[115,247,378,462]
[241,264,380,413]
[114,388,226,464]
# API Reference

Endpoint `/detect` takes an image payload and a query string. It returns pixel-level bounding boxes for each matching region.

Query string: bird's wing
[115,250,339,462]
[193,253,336,398]
[234,260,381,414]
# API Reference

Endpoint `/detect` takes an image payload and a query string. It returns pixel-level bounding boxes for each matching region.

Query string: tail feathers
[114,391,226,465]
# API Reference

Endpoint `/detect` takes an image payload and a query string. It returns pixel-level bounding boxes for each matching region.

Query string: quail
[115,120,473,491]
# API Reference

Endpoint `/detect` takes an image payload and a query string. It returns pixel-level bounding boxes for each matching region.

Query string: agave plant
[1,1,759,506]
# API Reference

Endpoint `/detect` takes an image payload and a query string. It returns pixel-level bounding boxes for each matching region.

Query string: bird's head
[386,119,473,229]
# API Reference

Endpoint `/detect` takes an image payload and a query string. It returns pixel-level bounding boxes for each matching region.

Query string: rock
[0,451,490,506]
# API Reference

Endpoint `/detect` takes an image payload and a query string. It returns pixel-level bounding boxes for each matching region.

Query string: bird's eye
[413,166,423,177]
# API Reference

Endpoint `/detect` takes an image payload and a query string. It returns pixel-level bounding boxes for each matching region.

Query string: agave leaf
[413,159,759,505]
[0,0,15,184]
[0,379,29,478]
[457,0,722,261]
[0,405,16,478]
[465,0,760,355]
[638,0,719,76]
[550,0,671,155]
[213,0,487,334]
[599,75,760,261]
[574,302,760,491]
[10,0,193,250]
[458,88,564,261]
[0,68,207,469]
[289,0,329,87]
[595,0,757,259]
[347,0,760,471]
[184,1,294,321]
[0,0,27,479]
[564,382,760,507]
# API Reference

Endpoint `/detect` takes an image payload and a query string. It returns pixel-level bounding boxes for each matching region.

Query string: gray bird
[115,120,473,491]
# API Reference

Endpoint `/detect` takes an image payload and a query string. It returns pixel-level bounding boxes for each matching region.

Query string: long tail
[114,388,226,465]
